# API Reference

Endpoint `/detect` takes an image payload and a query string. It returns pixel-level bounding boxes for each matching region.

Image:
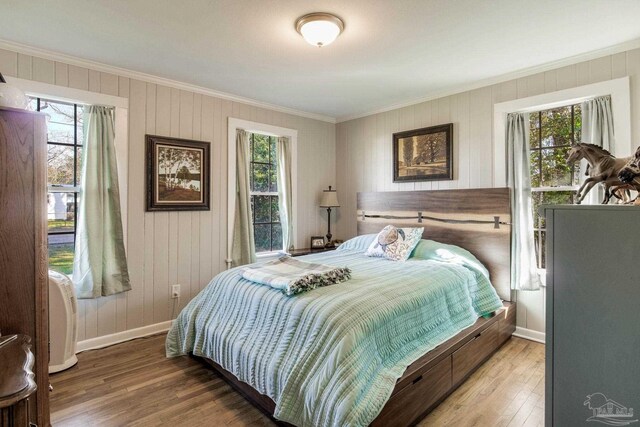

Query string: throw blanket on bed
[166,236,503,427]
[241,256,352,296]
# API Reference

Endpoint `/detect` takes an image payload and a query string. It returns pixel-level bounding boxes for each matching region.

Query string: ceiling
[2,0,640,121]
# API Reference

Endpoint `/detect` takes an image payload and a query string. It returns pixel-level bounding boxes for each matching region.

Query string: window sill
[255,251,286,260]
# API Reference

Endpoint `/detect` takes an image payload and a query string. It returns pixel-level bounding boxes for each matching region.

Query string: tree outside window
[530,104,581,268]
[249,133,282,253]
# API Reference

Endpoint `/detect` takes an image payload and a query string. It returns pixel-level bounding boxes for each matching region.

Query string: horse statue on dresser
[618,146,640,205]
[566,143,640,204]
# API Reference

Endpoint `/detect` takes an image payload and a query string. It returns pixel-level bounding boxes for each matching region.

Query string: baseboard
[513,326,546,344]
[76,320,174,353]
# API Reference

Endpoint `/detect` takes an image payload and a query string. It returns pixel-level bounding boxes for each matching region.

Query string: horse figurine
[618,146,640,204]
[619,146,640,183]
[566,143,640,204]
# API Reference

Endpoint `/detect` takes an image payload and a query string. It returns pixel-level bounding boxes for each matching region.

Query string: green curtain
[276,136,294,251]
[73,106,131,298]
[581,96,615,204]
[507,112,541,291]
[231,129,256,267]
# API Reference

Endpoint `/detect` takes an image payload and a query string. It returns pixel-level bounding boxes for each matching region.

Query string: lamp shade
[320,187,340,207]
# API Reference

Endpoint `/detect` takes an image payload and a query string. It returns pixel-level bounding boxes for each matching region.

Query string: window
[529,104,582,268]
[30,97,84,275]
[249,133,282,253]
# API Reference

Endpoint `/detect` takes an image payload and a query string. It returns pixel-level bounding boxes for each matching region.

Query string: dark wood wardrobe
[0,106,49,426]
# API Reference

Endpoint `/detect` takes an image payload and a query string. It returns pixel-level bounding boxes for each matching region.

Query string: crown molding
[3,37,639,126]
[336,37,640,123]
[0,38,336,124]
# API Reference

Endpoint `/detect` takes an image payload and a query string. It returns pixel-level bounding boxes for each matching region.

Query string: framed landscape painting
[393,123,453,182]
[145,135,210,211]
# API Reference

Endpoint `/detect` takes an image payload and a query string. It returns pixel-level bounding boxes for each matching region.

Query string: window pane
[269,166,278,192]
[272,223,282,251]
[530,150,541,187]
[531,191,543,229]
[534,231,541,269]
[539,230,546,268]
[543,190,574,206]
[249,163,254,191]
[254,224,271,253]
[270,137,277,165]
[541,107,572,147]
[271,196,280,222]
[533,230,546,269]
[253,195,271,223]
[572,161,581,186]
[76,105,84,145]
[253,134,270,163]
[541,147,573,186]
[41,100,75,144]
[47,145,75,186]
[573,104,582,143]
[75,147,83,185]
[530,113,540,149]
[47,192,76,233]
[48,234,74,275]
[252,163,269,192]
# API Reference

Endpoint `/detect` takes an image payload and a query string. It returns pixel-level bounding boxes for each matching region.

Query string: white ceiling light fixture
[295,12,344,47]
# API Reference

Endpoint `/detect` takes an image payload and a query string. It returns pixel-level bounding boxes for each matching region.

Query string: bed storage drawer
[452,321,499,385]
[372,356,452,427]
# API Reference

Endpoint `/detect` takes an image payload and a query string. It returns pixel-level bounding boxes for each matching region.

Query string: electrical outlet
[171,284,181,299]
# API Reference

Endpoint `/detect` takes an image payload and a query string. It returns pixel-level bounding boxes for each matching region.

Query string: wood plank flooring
[50,334,544,427]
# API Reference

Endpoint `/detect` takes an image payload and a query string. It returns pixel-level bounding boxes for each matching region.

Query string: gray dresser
[544,205,640,426]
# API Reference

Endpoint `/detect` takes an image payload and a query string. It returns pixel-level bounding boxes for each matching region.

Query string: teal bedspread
[166,236,503,427]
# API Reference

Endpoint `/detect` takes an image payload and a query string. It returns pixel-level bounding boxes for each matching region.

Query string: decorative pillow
[365,225,424,261]
[336,234,378,252]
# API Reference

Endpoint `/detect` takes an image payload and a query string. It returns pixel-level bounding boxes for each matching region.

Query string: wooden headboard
[357,188,512,301]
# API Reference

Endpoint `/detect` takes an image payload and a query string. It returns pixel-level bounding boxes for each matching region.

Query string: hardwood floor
[50,334,544,427]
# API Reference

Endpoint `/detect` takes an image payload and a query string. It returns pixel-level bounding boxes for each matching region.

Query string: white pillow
[365,225,424,261]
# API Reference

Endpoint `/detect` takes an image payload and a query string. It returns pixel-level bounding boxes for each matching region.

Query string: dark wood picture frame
[393,123,453,182]
[310,236,325,249]
[145,134,211,211]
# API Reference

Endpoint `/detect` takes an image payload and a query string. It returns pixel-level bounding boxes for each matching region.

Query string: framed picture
[393,123,453,182]
[145,135,210,211]
[310,236,325,249]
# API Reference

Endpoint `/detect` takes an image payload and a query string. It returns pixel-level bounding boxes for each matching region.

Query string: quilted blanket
[241,256,351,296]
[166,235,503,427]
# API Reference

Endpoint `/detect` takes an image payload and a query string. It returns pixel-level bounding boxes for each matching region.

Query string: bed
[166,188,516,427]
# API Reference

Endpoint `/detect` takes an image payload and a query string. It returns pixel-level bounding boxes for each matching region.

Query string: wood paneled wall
[335,48,640,334]
[0,48,336,342]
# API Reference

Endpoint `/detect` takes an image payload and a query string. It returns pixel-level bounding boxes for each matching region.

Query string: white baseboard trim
[76,320,174,353]
[513,326,546,344]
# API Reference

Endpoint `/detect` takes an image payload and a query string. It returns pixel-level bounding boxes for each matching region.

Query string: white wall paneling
[336,48,640,335]
[4,42,638,341]
[0,47,335,342]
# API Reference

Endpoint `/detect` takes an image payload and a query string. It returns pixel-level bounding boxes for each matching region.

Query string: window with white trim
[29,97,83,275]
[249,132,283,253]
[529,104,581,268]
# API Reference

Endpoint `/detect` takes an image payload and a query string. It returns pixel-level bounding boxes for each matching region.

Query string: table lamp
[319,186,340,247]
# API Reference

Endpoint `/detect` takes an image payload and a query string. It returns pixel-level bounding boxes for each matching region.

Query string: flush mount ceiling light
[295,12,344,47]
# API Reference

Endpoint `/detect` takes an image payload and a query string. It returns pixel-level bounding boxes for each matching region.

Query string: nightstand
[0,334,37,427]
[288,246,338,257]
